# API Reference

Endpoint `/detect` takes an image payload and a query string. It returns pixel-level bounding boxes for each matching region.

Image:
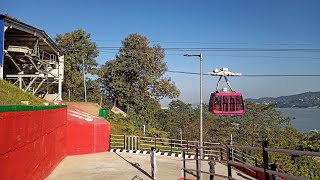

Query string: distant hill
[247,91,320,108]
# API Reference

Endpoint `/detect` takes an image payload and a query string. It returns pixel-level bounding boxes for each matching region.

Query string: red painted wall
[66,105,110,155]
[0,108,67,180]
[0,106,110,180]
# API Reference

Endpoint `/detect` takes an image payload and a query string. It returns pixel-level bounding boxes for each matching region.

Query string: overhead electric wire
[95,47,320,52]
[64,46,320,52]
[93,67,320,78]
[67,45,320,78]
[166,70,320,77]
[66,47,320,54]
[70,50,320,61]
[164,53,320,60]
[93,39,314,46]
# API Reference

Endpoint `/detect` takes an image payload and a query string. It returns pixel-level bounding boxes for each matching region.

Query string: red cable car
[209,91,245,115]
[208,69,245,116]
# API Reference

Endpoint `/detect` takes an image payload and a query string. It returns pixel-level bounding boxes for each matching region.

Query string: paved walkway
[47,152,254,180]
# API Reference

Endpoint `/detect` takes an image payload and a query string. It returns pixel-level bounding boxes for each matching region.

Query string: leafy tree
[155,100,196,139]
[168,99,194,114]
[224,102,320,179]
[300,132,320,152]
[146,127,168,138]
[232,102,291,147]
[99,34,180,120]
[128,96,161,126]
[55,29,99,100]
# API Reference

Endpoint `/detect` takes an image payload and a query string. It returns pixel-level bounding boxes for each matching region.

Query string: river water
[277,108,320,133]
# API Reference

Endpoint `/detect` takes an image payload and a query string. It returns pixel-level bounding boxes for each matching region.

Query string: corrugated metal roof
[0,14,62,55]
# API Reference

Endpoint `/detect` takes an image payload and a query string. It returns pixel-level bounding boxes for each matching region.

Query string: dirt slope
[64,102,101,116]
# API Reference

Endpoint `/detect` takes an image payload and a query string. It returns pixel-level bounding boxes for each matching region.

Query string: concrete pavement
[47,152,254,180]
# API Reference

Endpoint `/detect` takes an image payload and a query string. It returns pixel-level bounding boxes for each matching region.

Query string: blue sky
[1,0,320,105]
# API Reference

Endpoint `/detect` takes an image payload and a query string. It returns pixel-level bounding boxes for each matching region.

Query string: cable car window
[214,96,221,111]
[209,94,214,112]
[236,96,244,110]
[230,96,235,111]
[223,96,229,112]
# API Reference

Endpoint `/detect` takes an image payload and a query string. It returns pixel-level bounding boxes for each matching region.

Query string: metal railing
[110,134,221,155]
[110,134,256,162]
[182,141,320,180]
[110,134,125,149]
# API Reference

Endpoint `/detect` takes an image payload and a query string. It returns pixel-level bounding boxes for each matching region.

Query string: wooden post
[242,153,245,163]
[170,139,173,153]
[186,140,189,155]
[227,145,232,179]
[262,141,269,180]
[196,146,200,180]
[123,135,126,150]
[109,134,111,151]
[183,151,186,179]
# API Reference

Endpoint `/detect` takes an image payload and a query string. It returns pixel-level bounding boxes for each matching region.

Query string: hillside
[247,91,320,108]
[0,80,47,106]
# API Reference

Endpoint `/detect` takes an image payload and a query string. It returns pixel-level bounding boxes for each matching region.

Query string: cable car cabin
[209,92,245,116]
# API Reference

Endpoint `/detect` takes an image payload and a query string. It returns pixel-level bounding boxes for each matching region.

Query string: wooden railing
[182,141,320,180]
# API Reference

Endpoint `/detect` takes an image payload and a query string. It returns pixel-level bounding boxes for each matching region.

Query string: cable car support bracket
[209,68,241,92]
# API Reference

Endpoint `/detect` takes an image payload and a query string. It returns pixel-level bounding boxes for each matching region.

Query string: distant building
[111,106,127,117]
[310,129,319,133]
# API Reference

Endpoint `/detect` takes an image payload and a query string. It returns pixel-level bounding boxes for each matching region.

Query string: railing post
[109,134,111,151]
[262,141,269,180]
[123,135,126,150]
[255,158,259,179]
[231,148,234,161]
[242,153,245,163]
[186,140,189,155]
[226,145,232,179]
[170,138,173,154]
[183,150,186,179]
[226,146,232,179]
[196,146,200,180]
[155,137,157,150]
[220,148,223,160]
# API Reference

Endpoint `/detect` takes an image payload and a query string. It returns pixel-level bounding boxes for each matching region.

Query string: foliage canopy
[55,29,99,97]
[99,34,180,123]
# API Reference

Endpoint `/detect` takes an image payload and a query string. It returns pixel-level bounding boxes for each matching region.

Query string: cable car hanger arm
[210,68,240,92]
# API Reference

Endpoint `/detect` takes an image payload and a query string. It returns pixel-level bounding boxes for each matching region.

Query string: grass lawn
[0,80,47,106]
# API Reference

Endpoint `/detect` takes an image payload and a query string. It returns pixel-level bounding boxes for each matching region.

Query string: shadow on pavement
[115,152,153,179]
[132,175,144,180]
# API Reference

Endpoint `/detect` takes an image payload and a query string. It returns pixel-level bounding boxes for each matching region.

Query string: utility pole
[183,53,203,179]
